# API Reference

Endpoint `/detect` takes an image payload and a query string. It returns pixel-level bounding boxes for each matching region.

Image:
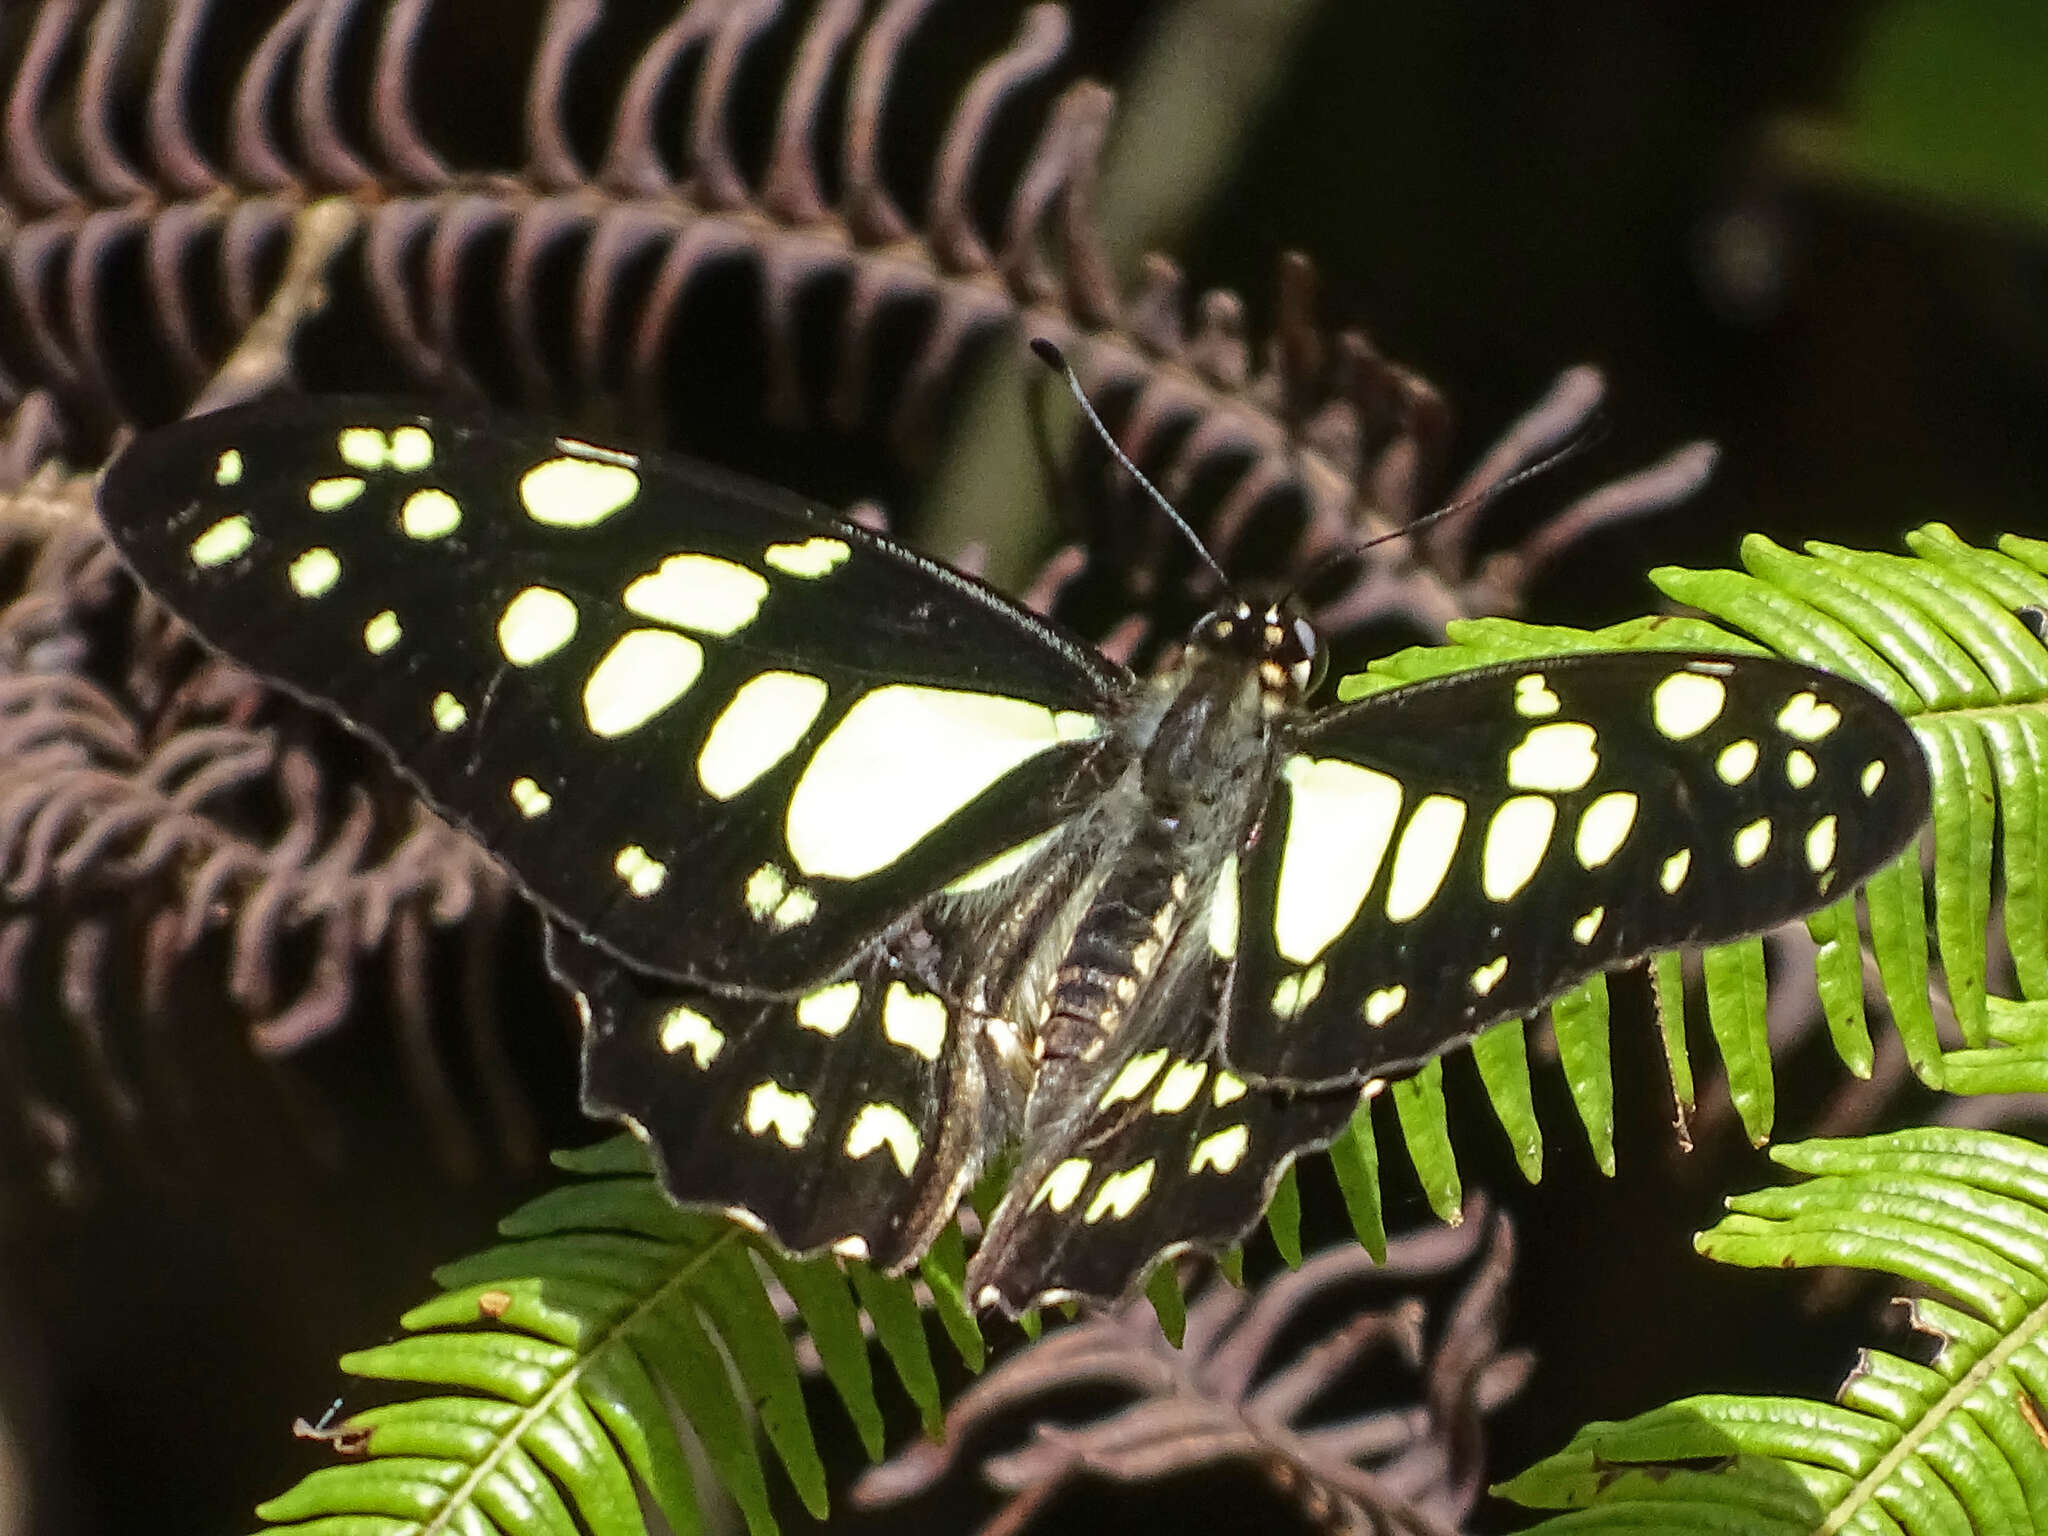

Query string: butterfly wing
[968,953,1364,1313]
[551,924,997,1270]
[1224,651,1930,1088]
[98,401,1130,992]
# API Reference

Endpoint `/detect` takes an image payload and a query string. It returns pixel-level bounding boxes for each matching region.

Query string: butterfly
[96,392,1930,1312]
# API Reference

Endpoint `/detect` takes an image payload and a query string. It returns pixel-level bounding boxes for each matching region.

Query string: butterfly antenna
[1031,337,1232,592]
[1288,417,1611,609]
[1361,422,1609,554]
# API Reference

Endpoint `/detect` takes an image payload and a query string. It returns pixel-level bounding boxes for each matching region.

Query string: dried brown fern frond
[0,0,1118,440]
[0,458,534,1205]
[0,1,1720,1206]
[0,0,1706,601]
[853,1210,1527,1536]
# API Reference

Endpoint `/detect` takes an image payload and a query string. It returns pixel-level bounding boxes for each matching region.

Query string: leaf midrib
[420,1226,742,1535]
[1823,1286,2048,1533]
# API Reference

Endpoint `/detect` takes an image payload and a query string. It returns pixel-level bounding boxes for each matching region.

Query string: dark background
[6,1,2046,1532]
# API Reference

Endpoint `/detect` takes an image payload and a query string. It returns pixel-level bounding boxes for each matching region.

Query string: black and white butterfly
[97,395,1930,1312]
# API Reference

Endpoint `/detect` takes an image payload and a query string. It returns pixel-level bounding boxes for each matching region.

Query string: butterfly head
[1026,338,1326,713]
[1191,598,1326,714]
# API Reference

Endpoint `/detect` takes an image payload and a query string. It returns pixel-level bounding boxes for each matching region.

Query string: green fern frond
[1308,524,2048,1254]
[254,1137,956,1536]
[1498,1125,2048,1533]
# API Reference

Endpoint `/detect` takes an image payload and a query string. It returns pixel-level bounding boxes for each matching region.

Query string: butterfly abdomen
[1040,843,1189,1062]
[1032,635,1286,1072]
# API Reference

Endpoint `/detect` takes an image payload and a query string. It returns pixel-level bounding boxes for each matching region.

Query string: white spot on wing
[1506,721,1599,793]
[308,476,364,512]
[772,886,817,929]
[288,546,341,598]
[1715,739,1759,784]
[1083,1159,1155,1221]
[190,515,253,568]
[785,685,1093,880]
[521,456,640,527]
[1660,848,1692,892]
[1574,791,1637,869]
[1733,817,1772,866]
[796,981,860,1036]
[363,609,402,654]
[1385,795,1467,921]
[764,537,851,578]
[1271,963,1326,1020]
[582,629,704,737]
[214,449,243,485]
[388,425,433,471]
[614,844,667,896]
[432,692,467,732]
[1032,1158,1091,1212]
[881,982,947,1061]
[659,1005,724,1067]
[1190,1125,1249,1175]
[698,670,831,800]
[400,487,461,540]
[845,1103,921,1175]
[1208,853,1241,958]
[331,425,431,474]
[744,1081,815,1147]
[1469,955,1508,995]
[1777,691,1842,741]
[1653,671,1727,740]
[1785,749,1816,788]
[1806,815,1837,871]
[1099,1048,1169,1107]
[1211,1071,1247,1106]
[1273,756,1403,963]
[497,586,579,666]
[510,777,552,818]
[1362,985,1406,1026]
[745,864,788,918]
[1150,1060,1208,1114]
[1861,760,1886,796]
[623,553,769,636]
[1514,673,1561,717]
[1481,794,1556,901]
[1573,907,1604,944]
[337,427,387,468]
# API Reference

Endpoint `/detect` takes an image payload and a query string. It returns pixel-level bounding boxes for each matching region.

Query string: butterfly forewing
[98,401,1128,992]
[1225,651,1930,1088]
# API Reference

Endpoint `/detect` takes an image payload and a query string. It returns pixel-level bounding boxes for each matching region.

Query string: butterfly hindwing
[1225,651,1931,1088]
[554,927,992,1270]
[98,401,1129,992]
[968,954,1364,1312]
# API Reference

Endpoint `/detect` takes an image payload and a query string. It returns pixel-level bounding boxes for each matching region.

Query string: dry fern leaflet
[96,399,1930,1312]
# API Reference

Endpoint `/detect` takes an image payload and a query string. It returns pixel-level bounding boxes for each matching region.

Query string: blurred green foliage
[1778,0,2048,235]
